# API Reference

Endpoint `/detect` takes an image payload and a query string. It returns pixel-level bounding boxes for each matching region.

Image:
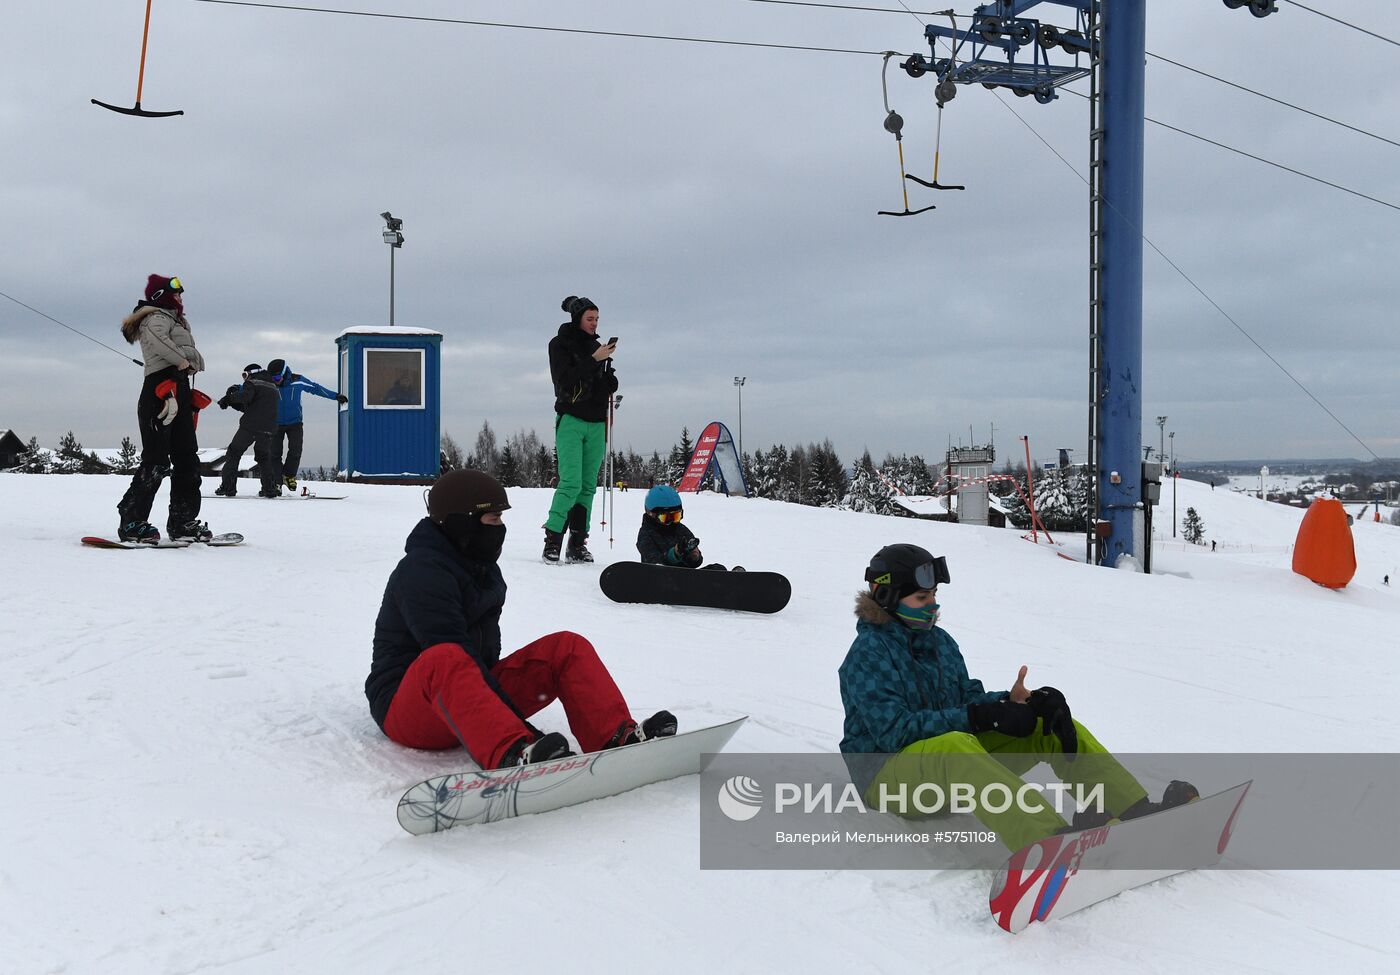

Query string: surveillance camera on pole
[381,211,404,325]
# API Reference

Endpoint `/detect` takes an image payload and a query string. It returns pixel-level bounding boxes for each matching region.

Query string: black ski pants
[274,422,304,483]
[220,426,278,495]
[117,369,202,532]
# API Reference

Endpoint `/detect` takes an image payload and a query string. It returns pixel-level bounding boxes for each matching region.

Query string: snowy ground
[2,474,1398,974]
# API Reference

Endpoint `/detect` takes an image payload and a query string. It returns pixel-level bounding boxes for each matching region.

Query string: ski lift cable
[990,92,1381,462]
[192,0,893,56]
[1144,53,1400,151]
[1,289,143,366]
[1053,87,1400,212]
[1276,1,1400,50]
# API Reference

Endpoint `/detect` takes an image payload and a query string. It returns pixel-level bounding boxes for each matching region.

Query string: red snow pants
[382,630,633,769]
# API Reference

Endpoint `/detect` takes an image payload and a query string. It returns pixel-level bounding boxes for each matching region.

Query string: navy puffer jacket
[366,518,508,730]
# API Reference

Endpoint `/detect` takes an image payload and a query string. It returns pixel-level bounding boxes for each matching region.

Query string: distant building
[0,429,26,468]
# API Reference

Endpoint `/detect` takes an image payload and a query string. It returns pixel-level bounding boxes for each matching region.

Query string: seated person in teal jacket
[838,543,1195,850]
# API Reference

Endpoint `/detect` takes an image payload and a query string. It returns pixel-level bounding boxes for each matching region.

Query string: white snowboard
[989,780,1252,932]
[397,716,747,835]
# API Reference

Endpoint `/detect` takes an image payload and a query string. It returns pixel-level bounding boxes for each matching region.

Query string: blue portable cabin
[335,326,442,483]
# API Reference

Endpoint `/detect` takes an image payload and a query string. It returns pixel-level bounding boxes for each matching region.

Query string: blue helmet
[645,485,682,511]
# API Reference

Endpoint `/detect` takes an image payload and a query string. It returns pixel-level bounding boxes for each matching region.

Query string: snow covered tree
[1183,506,1206,545]
[843,450,885,512]
[15,436,51,473]
[1032,468,1078,531]
[473,421,499,478]
[54,431,86,474]
[114,436,139,474]
[667,427,693,484]
[440,432,465,472]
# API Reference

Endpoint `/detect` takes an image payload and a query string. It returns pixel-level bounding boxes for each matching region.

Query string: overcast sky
[3,0,1398,469]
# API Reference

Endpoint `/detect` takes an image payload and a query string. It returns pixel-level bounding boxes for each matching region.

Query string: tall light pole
[1168,431,1175,471]
[381,211,404,326]
[1170,431,1177,537]
[733,376,746,465]
[1156,415,1167,465]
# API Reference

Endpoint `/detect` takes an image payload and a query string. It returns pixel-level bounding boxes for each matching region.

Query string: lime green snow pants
[865,719,1149,851]
[546,414,607,534]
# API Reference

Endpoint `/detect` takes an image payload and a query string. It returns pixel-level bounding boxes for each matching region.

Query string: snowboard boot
[258,488,279,499]
[731,566,746,573]
[1118,780,1200,821]
[1059,807,1115,834]
[169,519,214,543]
[117,520,161,544]
[604,710,679,749]
[542,529,564,565]
[565,532,594,563]
[497,731,574,768]
[701,563,727,571]
[284,475,298,492]
[214,486,236,497]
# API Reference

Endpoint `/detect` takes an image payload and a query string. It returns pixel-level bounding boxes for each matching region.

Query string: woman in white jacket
[115,274,212,543]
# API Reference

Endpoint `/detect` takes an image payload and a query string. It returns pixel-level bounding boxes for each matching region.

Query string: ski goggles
[652,507,683,525]
[167,276,184,293]
[865,555,949,590]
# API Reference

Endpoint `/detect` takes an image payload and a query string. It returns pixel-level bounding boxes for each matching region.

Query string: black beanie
[561,295,598,327]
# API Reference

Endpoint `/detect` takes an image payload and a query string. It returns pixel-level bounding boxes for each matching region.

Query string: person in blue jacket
[265,358,346,492]
[838,543,1195,850]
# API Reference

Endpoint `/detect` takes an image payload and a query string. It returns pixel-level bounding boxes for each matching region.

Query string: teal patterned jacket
[838,593,1007,791]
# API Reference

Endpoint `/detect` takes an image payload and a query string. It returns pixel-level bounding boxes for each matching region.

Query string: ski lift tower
[903,0,1274,567]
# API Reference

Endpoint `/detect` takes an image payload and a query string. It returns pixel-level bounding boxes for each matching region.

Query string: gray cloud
[2,0,1397,469]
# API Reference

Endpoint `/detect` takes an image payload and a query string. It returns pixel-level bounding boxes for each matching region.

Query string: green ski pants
[546,413,607,534]
[865,719,1149,850]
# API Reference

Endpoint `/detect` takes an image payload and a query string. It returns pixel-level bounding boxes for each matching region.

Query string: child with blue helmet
[637,485,739,571]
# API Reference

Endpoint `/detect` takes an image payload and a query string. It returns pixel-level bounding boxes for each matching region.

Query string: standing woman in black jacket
[543,295,617,564]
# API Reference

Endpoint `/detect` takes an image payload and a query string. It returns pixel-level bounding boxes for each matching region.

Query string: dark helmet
[864,543,950,613]
[426,469,511,523]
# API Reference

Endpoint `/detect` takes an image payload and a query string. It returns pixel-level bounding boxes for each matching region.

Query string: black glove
[682,536,700,553]
[217,397,229,410]
[336,393,348,404]
[1027,686,1078,756]
[967,700,1037,737]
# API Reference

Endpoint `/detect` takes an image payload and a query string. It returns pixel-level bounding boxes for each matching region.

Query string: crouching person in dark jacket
[366,470,677,769]
[839,544,1196,852]
[636,485,738,571]
[215,363,281,498]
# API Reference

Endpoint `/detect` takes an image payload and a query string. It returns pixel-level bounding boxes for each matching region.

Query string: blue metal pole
[1097,0,1146,565]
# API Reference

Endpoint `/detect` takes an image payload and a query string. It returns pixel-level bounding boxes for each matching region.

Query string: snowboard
[203,492,346,500]
[81,532,244,549]
[397,715,747,835]
[82,536,189,549]
[599,562,791,614]
[988,780,1252,933]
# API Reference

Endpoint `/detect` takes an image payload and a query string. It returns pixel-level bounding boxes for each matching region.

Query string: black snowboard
[599,562,790,614]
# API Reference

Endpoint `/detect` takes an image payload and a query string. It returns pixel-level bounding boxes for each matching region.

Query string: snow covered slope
[1,474,1396,973]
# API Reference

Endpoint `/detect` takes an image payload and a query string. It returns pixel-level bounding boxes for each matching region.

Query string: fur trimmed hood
[854,590,894,625]
[121,303,188,344]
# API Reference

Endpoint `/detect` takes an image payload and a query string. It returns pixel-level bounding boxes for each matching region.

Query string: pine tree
[115,436,139,474]
[843,450,884,512]
[1183,506,1206,544]
[441,432,465,472]
[497,444,520,487]
[17,436,51,473]
[54,431,85,474]
[667,427,694,484]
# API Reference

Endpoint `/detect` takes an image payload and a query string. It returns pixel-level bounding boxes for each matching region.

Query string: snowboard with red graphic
[989,780,1251,932]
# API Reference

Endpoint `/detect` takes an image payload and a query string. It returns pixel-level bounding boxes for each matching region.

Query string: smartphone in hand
[607,336,618,346]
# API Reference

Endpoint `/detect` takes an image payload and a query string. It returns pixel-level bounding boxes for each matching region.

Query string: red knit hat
[144,274,184,311]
